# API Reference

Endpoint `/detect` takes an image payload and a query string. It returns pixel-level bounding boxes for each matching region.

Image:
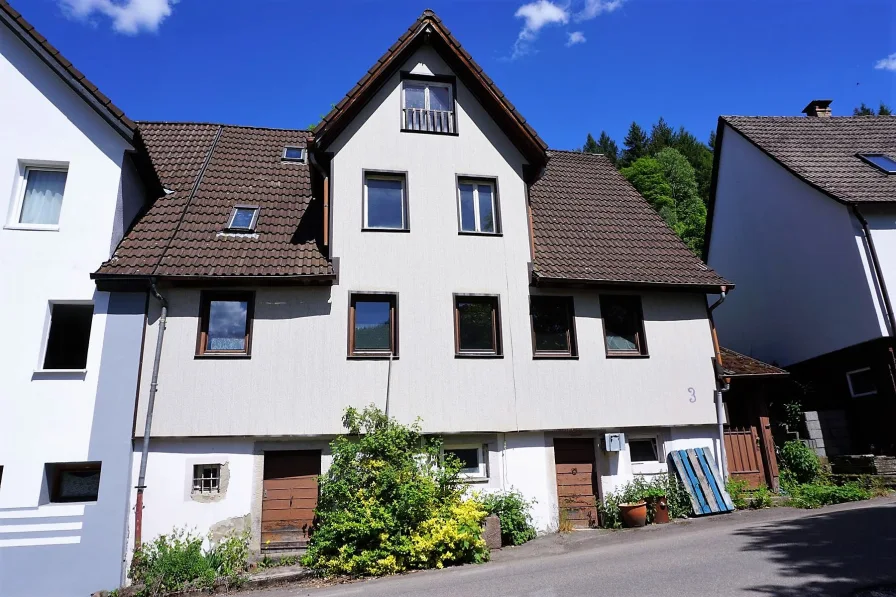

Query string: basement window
[444,445,488,480]
[846,367,877,397]
[192,464,221,494]
[858,154,896,174]
[226,206,259,232]
[629,437,660,463]
[282,147,306,163]
[47,462,101,503]
[42,303,93,370]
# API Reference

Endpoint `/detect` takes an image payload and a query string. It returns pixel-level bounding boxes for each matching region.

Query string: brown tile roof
[312,9,547,167]
[0,0,135,137]
[720,347,787,377]
[721,115,896,203]
[95,122,333,280]
[530,150,730,291]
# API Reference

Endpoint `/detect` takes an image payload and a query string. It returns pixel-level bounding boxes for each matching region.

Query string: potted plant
[618,500,648,527]
[642,485,669,524]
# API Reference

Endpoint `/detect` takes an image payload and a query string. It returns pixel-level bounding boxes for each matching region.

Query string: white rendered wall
[708,126,886,366]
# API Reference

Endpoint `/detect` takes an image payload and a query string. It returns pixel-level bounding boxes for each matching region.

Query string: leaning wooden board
[667,448,734,515]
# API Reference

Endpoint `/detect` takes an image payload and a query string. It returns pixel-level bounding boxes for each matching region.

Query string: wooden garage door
[262,450,321,551]
[554,438,598,528]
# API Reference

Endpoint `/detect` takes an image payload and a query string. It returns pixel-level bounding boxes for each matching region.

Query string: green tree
[671,127,714,203]
[620,122,649,167]
[854,102,893,115]
[582,133,600,153]
[620,157,675,226]
[879,102,893,116]
[598,131,619,165]
[648,117,675,154]
[708,130,717,151]
[655,148,707,254]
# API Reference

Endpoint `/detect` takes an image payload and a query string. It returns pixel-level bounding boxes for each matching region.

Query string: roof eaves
[531,273,732,294]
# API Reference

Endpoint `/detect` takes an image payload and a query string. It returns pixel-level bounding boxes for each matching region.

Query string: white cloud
[874,53,896,72]
[566,31,586,46]
[575,0,623,22]
[59,0,177,34]
[512,0,569,59]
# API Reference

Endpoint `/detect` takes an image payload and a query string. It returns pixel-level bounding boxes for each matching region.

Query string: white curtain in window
[20,169,67,225]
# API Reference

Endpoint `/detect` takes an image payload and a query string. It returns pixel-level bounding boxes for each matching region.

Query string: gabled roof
[93,122,333,285]
[312,9,547,169]
[530,150,730,292]
[720,115,896,204]
[720,347,787,378]
[0,0,136,141]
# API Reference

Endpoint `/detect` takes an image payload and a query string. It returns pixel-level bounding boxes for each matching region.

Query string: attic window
[858,154,896,174]
[227,206,259,232]
[282,147,306,163]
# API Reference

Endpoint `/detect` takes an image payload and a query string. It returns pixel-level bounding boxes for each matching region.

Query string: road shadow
[735,501,896,596]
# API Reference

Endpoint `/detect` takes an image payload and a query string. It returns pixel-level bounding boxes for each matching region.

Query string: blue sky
[17,0,896,150]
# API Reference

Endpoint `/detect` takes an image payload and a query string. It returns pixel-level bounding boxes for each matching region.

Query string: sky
[14,0,896,150]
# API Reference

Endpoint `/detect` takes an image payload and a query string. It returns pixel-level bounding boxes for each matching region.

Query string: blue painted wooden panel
[668,448,735,516]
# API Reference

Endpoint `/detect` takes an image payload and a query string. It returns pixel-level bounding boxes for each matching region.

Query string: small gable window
[282,146,306,163]
[401,77,455,134]
[858,154,896,174]
[227,206,259,232]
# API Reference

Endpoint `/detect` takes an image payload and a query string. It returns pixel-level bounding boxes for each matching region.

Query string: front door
[261,450,321,551]
[553,438,598,528]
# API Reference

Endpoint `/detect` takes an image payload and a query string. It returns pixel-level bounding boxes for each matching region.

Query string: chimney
[802,99,833,118]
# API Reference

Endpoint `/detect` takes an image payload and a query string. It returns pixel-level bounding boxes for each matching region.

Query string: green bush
[750,485,773,509]
[130,528,249,596]
[726,478,749,509]
[302,406,488,577]
[598,475,690,528]
[779,440,820,485]
[480,490,537,546]
[787,481,872,509]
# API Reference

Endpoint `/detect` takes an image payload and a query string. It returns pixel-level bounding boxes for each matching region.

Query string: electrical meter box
[604,432,625,452]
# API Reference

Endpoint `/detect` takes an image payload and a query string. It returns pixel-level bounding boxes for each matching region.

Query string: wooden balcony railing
[402,108,455,134]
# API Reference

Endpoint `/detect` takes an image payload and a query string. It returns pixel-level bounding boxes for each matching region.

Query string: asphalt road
[246,497,896,597]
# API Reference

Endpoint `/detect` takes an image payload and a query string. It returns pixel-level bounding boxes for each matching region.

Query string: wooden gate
[724,427,765,489]
[553,438,598,528]
[261,450,321,552]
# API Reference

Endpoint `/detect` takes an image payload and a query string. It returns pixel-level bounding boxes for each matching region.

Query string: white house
[92,10,732,561]
[706,99,896,456]
[0,2,156,595]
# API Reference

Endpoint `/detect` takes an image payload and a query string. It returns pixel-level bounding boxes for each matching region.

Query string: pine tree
[708,130,717,151]
[620,122,648,168]
[597,131,619,165]
[854,103,875,116]
[648,117,675,154]
[880,102,893,116]
[582,133,600,153]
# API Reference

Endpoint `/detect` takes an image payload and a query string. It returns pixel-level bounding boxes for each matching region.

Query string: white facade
[130,43,722,546]
[0,21,146,597]
[708,125,888,366]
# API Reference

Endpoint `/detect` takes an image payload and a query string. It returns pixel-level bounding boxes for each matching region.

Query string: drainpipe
[133,279,168,550]
[708,288,729,479]
[384,353,393,418]
[853,205,896,336]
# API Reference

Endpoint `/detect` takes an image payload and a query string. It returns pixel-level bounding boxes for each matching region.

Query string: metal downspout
[853,205,896,336]
[708,289,729,479]
[133,280,168,550]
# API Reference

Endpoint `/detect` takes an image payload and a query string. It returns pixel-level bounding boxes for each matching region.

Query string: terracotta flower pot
[649,496,670,524]
[619,501,648,528]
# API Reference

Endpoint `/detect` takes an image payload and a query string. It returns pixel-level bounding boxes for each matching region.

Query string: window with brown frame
[46,462,101,503]
[196,292,254,356]
[349,293,397,357]
[600,294,647,356]
[530,296,577,357]
[454,295,502,356]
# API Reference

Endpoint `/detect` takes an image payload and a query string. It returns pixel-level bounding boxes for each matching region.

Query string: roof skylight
[227,205,259,232]
[282,146,306,162]
[858,154,896,174]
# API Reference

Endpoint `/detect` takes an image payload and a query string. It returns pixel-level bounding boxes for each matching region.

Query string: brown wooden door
[262,450,321,551]
[724,427,765,489]
[553,438,598,528]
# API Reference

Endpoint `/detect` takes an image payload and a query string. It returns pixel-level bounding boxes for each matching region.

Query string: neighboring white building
[0,2,156,595]
[93,10,732,559]
[706,99,896,455]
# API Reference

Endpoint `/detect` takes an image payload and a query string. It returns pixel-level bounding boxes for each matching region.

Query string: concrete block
[803,411,820,422]
[483,515,502,550]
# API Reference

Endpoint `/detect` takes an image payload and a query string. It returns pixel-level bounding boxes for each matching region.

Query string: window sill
[4,224,59,232]
[361,227,410,233]
[400,128,459,137]
[347,354,399,360]
[32,369,87,380]
[458,231,502,237]
[533,354,579,360]
[194,353,252,360]
[462,476,490,484]
[605,352,650,359]
[455,353,503,359]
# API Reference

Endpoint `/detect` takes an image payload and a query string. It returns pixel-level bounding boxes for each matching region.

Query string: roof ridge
[138,120,312,133]
[548,148,606,156]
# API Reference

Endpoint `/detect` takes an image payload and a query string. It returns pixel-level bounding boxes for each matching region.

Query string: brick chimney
[802,99,833,117]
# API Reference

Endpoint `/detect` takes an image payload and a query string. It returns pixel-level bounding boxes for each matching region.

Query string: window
[401,78,455,134]
[629,438,660,463]
[858,154,896,174]
[457,179,499,234]
[15,167,68,227]
[444,445,488,479]
[846,367,877,397]
[600,295,647,356]
[349,294,398,357]
[192,464,221,494]
[226,205,259,232]
[454,295,502,356]
[197,292,254,356]
[47,462,101,503]
[42,303,93,370]
[530,296,576,357]
[282,146,306,163]
[363,172,408,231]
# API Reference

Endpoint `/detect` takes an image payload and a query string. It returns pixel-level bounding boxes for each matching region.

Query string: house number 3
[688,387,696,403]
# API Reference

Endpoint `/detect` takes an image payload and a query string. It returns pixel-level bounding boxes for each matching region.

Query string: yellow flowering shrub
[410,500,489,569]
